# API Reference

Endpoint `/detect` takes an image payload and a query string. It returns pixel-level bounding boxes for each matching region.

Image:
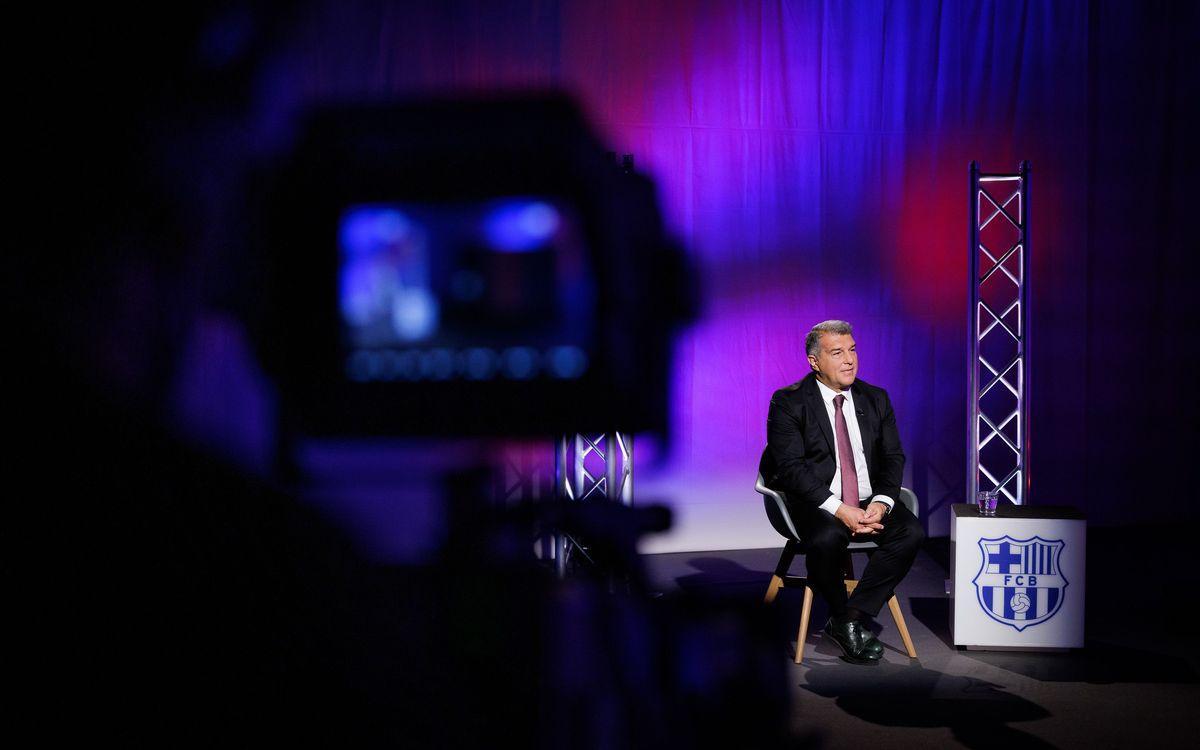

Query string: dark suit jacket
[762,372,905,512]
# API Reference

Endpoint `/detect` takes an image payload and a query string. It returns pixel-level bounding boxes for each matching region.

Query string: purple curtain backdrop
[172,0,1194,554]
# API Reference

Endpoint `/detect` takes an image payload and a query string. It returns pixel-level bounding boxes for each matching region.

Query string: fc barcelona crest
[973,535,1068,632]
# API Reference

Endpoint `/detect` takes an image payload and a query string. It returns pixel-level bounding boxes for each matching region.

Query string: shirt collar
[815,377,852,406]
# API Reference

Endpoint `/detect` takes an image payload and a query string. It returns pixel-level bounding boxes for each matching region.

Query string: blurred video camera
[255,95,694,437]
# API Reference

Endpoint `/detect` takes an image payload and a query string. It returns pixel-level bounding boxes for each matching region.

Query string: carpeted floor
[642,528,1200,749]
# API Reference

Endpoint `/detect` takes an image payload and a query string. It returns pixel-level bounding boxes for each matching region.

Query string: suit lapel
[853,385,875,467]
[803,375,836,456]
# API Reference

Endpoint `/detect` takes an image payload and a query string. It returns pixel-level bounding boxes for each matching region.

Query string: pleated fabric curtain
[276,0,1190,548]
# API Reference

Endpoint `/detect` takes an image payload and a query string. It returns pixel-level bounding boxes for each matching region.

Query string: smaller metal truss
[551,433,633,577]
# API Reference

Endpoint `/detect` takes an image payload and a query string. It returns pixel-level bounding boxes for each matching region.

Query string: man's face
[808,333,857,391]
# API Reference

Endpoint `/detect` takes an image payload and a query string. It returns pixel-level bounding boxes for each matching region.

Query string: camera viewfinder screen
[338,198,596,384]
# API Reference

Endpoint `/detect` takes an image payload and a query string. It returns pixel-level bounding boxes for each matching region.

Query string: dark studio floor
[642,527,1200,749]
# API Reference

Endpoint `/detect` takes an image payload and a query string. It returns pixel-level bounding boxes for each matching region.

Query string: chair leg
[766,543,797,604]
[764,575,784,604]
[886,595,918,658]
[794,585,814,664]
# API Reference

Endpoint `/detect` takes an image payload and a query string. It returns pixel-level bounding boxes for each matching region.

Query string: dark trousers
[792,496,925,617]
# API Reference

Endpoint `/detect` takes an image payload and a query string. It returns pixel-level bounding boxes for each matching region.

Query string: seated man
[764,320,925,664]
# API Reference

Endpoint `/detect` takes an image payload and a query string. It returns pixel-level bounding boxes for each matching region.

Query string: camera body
[255,95,693,437]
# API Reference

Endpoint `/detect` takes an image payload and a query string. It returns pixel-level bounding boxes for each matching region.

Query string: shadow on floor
[959,641,1199,684]
[908,596,1198,684]
[910,595,954,647]
[922,536,951,573]
[800,660,1056,749]
[672,555,775,593]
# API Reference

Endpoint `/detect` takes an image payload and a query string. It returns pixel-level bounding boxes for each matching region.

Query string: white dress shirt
[815,379,895,517]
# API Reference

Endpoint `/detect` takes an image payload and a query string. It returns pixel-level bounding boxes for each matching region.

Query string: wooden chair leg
[795,585,814,664]
[766,543,797,605]
[764,574,784,604]
[886,595,918,658]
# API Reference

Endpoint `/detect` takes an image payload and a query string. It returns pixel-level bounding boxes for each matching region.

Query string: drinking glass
[976,489,999,516]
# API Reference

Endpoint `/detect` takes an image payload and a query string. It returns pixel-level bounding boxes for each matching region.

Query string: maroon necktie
[833,394,860,505]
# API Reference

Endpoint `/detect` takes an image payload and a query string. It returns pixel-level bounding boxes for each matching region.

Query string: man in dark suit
[763,320,925,664]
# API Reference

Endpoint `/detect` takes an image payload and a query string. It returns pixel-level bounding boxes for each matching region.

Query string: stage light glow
[501,346,539,379]
[339,207,413,256]
[390,287,438,341]
[483,200,561,252]
[339,205,437,343]
[546,345,588,378]
[461,347,499,380]
[346,350,381,382]
[420,349,455,380]
[395,350,420,380]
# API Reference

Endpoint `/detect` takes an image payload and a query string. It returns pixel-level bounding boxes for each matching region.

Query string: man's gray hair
[805,320,854,358]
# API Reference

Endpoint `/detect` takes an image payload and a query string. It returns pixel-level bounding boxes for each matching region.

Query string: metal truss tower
[552,433,633,577]
[968,161,1031,505]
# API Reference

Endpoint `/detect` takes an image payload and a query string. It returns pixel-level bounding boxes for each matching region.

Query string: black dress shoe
[860,628,884,658]
[823,617,881,665]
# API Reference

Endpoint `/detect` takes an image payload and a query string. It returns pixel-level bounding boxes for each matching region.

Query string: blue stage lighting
[483,199,561,252]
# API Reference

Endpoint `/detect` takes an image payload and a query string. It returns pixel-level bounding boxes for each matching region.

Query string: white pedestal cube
[950,503,1085,649]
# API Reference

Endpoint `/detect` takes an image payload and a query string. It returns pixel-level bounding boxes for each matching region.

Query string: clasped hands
[835,501,888,536]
